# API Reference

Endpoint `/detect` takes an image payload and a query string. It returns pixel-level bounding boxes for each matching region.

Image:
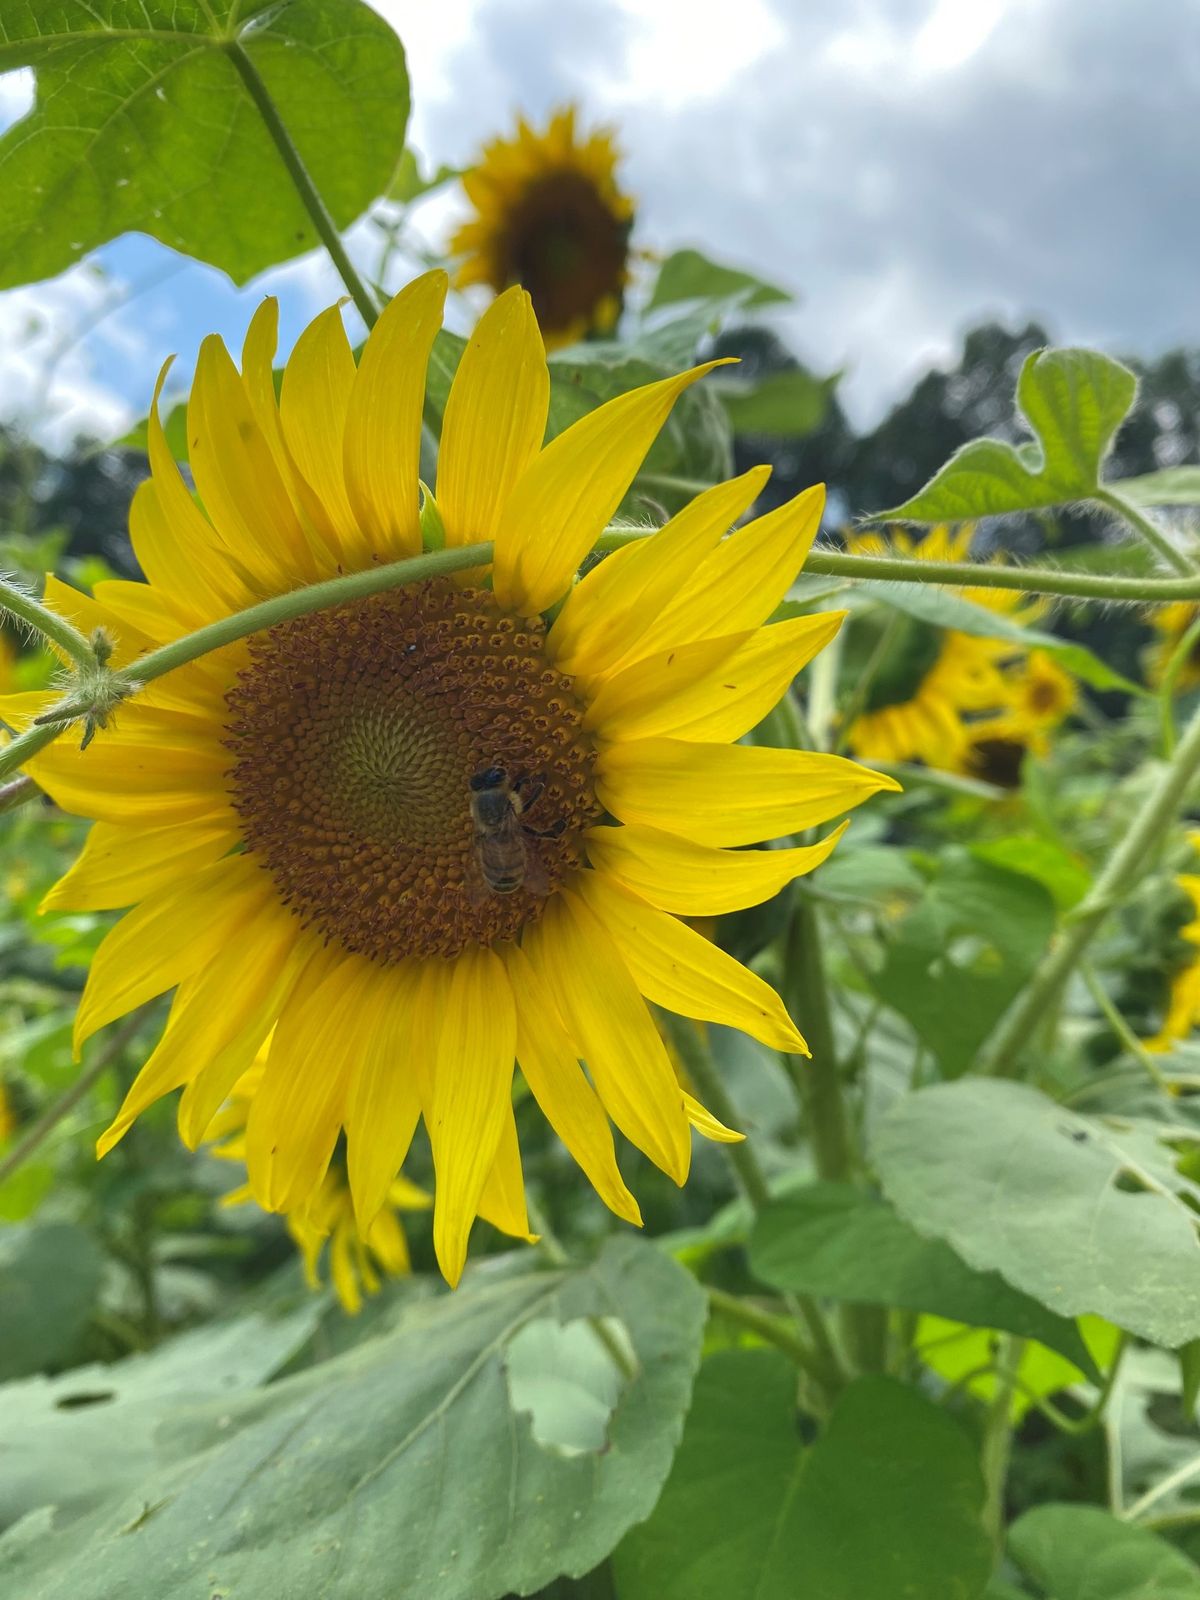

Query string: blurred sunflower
[1145,602,1200,691]
[10,272,896,1285]
[207,1055,432,1315]
[842,524,1044,769]
[452,105,633,350]
[954,650,1078,788]
[1145,866,1200,1052]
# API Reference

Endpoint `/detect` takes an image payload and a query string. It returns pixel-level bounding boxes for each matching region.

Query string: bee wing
[522,847,551,898]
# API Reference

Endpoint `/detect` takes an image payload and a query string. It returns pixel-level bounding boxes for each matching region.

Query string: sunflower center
[224,580,598,962]
[502,170,629,335]
[967,735,1026,789]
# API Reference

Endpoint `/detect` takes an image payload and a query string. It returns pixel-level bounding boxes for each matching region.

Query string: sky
[1,0,1197,449]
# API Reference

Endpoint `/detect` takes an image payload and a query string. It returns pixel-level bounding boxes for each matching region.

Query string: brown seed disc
[224,580,598,962]
[966,736,1025,790]
[497,171,628,337]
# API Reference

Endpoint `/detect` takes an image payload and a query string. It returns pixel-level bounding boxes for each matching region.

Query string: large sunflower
[451,105,633,350]
[843,524,1044,768]
[11,272,896,1285]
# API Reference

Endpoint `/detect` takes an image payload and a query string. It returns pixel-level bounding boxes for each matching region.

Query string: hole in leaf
[505,1315,635,1457]
[1112,1169,1148,1195]
[55,1389,115,1410]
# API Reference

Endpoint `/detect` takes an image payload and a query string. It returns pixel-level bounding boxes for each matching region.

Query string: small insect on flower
[469,767,563,896]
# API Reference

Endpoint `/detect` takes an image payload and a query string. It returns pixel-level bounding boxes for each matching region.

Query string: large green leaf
[646,248,791,312]
[0,1238,705,1600]
[614,1354,991,1600]
[875,348,1137,522]
[873,1079,1200,1347]
[1009,1504,1200,1598]
[0,1222,103,1381]
[748,1184,1099,1378]
[0,0,409,288]
[870,854,1056,1075]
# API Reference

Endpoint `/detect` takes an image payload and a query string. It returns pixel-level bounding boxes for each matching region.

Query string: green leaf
[0,1239,705,1600]
[1118,467,1200,508]
[646,248,792,313]
[854,579,1146,695]
[748,1184,1100,1379]
[0,1222,103,1381]
[0,0,409,288]
[875,348,1138,523]
[614,1355,991,1600]
[969,835,1092,912]
[386,147,459,203]
[873,1079,1200,1348]
[870,854,1056,1075]
[712,369,832,437]
[1009,1504,1200,1598]
[1181,1337,1200,1416]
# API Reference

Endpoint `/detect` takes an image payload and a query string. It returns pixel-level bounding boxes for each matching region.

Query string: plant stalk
[1095,487,1194,576]
[0,576,96,669]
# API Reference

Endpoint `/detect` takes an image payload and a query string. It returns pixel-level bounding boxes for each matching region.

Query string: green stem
[981,1336,1024,1550]
[976,698,1200,1076]
[1159,614,1200,757]
[706,1286,831,1385]
[0,775,39,814]
[773,547,1200,602]
[1095,487,1194,576]
[0,576,96,669]
[0,544,494,783]
[1082,963,1171,1093]
[222,40,380,330]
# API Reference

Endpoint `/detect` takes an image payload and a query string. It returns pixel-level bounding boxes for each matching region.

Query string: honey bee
[468,766,564,896]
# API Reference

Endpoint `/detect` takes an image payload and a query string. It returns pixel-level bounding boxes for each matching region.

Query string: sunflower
[451,105,633,350]
[207,1055,433,1315]
[843,524,1043,768]
[10,272,896,1285]
[1145,870,1200,1052]
[1145,602,1200,691]
[954,650,1078,788]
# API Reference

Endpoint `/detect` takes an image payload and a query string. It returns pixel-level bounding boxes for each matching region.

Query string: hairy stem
[222,40,380,330]
[1095,487,1194,576]
[976,698,1200,1075]
[0,576,96,669]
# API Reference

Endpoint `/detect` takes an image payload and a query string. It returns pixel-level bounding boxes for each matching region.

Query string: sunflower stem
[706,1286,834,1388]
[1095,487,1195,576]
[981,1334,1024,1552]
[222,40,380,331]
[0,576,97,670]
[976,696,1200,1076]
[0,775,40,814]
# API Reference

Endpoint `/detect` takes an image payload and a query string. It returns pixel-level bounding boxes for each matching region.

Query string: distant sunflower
[1145,872,1200,1051]
[12,273,896,1285]
[1145,602,1200,691]
[208,1056,433,1315]
[452,105,633,350]
[955,650,1078,788]
[843,524,1042,769]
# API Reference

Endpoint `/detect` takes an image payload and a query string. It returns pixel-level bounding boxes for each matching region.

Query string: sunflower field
[4,5,1200,1599]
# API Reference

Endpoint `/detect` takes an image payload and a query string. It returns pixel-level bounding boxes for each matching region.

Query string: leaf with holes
[0,1238,705,1600]
[0,0,409,288]
[870,854,1056,1076]
[614,1354,991,1600]
[874,348,1137,522]
[872,1079,1200,1347]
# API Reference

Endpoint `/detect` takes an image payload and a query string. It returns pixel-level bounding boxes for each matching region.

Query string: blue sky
[1,0,1197,449]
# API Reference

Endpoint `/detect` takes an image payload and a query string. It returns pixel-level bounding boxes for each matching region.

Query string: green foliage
[646,248,791,312]
[1118,466,1200,507]
[749,1184,1099,1378]
[0,1221,103,1380]
[0,0,409,287]
[873,1079,1200,1347]
[710,369,832,437]
[1008,1504,1200,1598]
[876,348,1138,522]
[614,1352,992,1600]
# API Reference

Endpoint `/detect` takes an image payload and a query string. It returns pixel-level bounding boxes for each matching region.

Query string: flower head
[13,273,897,1284]
[452,105,633,349]
[1145,602,1200,691]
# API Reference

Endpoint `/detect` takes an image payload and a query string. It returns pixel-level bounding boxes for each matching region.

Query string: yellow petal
[597,738,900,847]
[426,946,516,1286]
[367,1205,414,1276]
[344,959,424,1230]
[438,286,549,548]
[547,466,770,679]
[573,872,807,1053]
[30,726,232,827]
[189,333,314,592]
[634,483,826,658]
[244,948,362,1213]
[502,941,641,1225]
[475,1102,534,1241]
[344,271,448,561]
[523,893,691,1184]
[587,612,846,744]
[134,359,251,617]
[585,820,849,916]
[330,1220,365,1314]
[75,855,275,1055]
[278,304,360,556]
[684,1093,745,1143]
[492,359,733,615]
[41,819,236,912]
